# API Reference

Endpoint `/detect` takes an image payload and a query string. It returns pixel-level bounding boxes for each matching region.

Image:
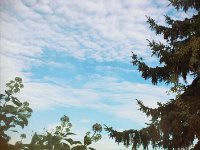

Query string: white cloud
[1,0,174,114]
[18,82,99,111]
[0,0,189,87]
[0,54,30,91]
[0,0,174,63]
[92,135,132,150]
[0,1,191,148]
[96,65,136,73]
[14,75,172,126]
[79,118,90,124]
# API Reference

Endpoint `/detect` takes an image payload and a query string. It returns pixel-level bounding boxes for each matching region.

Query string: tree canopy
[0,78,102,150]
[19,115,102,150]
[0,77,33,150]
[105,0,200,149]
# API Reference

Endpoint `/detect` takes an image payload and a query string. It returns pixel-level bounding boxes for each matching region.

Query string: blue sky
[0,0,192,149]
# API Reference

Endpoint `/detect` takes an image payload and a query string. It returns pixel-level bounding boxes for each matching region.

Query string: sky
[0,0,193,149]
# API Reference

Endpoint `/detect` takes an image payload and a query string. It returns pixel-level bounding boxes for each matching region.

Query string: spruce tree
[105,0,200,149]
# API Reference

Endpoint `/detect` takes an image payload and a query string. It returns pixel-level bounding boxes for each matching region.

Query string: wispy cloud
[96,65,136,73]
[16,75,172,125]
[0,0,183,86]
[0,1,179,149]
[0,0,171,63]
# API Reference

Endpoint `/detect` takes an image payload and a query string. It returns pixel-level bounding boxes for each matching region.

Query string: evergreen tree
[105,0,200,149]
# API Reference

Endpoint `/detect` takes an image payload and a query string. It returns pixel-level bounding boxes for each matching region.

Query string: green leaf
[4,105,16,113]
[10,130,18,132]
[12,98,22,107]
[62,143,70,149]
[92,123,102,132]
[64,138,74,145]
[15,77,22,82]
[84,136,91,146]
[26,107,33,113]
[18,115,28,126]
[20,133,26,139]
[18,121,25,128]
[71,145,86,150]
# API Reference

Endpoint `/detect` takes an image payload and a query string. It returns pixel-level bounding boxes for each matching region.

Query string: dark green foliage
[22,115,102,150]
[0,77,32,149]
[84,123,102,147]
[132,9,200,85]
[0,78,102,150]
[169,0,200,11]
[23,115,75,150]
[105,0,200,149]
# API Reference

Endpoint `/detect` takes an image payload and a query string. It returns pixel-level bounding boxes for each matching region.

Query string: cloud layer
[0,0,175,134]
[0,0,173,88]
[1,0,170,62]
[0,1,180,149]
[17,75,172,125]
